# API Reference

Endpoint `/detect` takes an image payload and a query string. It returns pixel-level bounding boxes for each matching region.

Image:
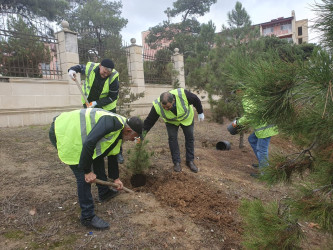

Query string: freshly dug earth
[0,114,332,249]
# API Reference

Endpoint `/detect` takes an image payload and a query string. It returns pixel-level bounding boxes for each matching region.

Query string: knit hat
[126,117,143,138]
[101,59,114,71]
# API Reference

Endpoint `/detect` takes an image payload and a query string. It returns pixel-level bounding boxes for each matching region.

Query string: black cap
[126,117,143,138]
[101,59,114,70]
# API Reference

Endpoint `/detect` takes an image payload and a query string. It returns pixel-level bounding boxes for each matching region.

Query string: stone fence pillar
[126,38,145,94]
[55,20,79,82]
[55,21,82,107]
[172,48,185,88]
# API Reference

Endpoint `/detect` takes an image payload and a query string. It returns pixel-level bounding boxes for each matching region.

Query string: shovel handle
[95,179,134,193]
[73,78,90,107]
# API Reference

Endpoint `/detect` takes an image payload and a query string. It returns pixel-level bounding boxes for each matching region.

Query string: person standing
[143,88,204,173]
[68,58,125,164]
[234,95,278,176]
[49,108,143,229]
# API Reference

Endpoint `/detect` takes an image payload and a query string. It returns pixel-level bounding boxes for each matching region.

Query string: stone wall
[0,77,79,127]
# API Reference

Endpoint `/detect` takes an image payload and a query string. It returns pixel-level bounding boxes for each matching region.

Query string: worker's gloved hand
[68,70,76,80]
[198,113,204,122]
[88,101,97,108]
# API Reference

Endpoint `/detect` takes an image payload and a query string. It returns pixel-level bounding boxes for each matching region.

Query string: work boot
[173,162,182,172]
[81,215,110,230]
[186,161,198,173]
[252,163,259,168]
[117,153,124,164]
[99,188,119,202]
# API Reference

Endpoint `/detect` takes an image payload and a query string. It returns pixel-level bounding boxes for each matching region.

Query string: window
[298,38,303,44]
[298,27,302,36]
[40,63,50,75]
[263,27,274,35]
[281,24,292,32]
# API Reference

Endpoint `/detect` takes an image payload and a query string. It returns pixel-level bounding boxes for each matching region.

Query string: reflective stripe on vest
[254,124,275,132]
[83,62,96,97]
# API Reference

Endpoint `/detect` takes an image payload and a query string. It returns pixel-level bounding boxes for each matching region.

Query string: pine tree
[227,20,333,244]
[0,16,51,77]
[126,135,154,175]
[227,1,251,28]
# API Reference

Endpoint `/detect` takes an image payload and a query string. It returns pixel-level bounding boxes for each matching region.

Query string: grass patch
[49,234,79,248]
[4,230,25,239]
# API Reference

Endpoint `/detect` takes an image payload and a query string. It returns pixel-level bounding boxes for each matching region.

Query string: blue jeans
[248,132,271,170]
[69,156,110,219]
[166,121,194,164]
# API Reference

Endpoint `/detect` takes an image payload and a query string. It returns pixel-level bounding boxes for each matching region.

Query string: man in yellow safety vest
[143,88,204,173]
[49,108,143,230]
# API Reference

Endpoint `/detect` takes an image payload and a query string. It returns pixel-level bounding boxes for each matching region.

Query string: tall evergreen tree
[146,0,217,53]
[225,1,332,241]
[186,2,257,128]
[167,0,217,23]
[312,0,333,52]
[63,0,127,48]
[227,1,251,28]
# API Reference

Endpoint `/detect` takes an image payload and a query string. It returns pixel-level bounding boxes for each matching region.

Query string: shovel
[94,179,134,193]
[73,78,90,107]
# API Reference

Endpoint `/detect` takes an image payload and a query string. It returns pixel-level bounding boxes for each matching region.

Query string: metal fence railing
[142,44,173,85]
[0,5,62,79]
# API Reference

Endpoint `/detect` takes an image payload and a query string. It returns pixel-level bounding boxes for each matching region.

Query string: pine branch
[279,142,315,170]
[322,80,333,118]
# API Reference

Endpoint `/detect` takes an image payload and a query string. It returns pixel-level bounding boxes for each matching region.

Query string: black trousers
[165,120,194,164]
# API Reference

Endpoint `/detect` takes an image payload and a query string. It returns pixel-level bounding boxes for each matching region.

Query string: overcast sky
[120,0,321,45]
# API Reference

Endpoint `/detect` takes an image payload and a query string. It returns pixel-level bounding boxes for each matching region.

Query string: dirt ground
[0,112,332,249]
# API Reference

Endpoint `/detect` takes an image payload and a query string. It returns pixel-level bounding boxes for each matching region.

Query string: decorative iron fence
[143,44,173,85]
[0,5,62,79]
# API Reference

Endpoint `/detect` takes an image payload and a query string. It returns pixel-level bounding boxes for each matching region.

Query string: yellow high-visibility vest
[55,108,125,165]
[82,62,119,111]
[153,88,194,126]
[238,96,278,138]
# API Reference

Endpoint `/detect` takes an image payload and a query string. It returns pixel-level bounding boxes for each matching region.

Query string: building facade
[259,10,308,44]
